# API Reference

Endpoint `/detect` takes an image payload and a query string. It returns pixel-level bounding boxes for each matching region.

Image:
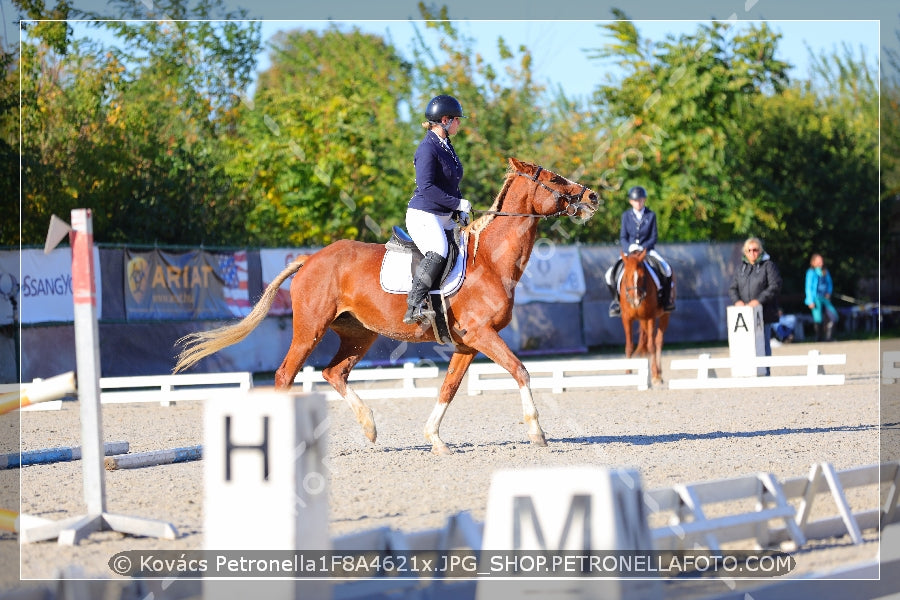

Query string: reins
[474,167,591,219]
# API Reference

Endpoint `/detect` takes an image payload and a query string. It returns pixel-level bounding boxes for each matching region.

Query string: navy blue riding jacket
[619,207,658,252]
[408,130,463,215]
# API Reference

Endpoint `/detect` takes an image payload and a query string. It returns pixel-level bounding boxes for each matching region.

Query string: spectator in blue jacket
[403,94,471,326]
[604,186,674,316]
[805,253,838,341]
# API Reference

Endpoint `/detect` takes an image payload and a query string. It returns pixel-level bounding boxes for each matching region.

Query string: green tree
[229,25,413,246]
[585,14,791,243]
[737,46,878,305]
[409,12,539,206]
[881,23,900,304]
[16,0,261,246]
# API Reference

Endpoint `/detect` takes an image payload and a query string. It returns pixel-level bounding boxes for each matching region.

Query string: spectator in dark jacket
[728,236,783,368]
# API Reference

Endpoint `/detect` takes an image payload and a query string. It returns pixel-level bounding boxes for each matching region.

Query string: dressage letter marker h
[204,389,330,600]
[224,415,269,481]
[727,305,766,377]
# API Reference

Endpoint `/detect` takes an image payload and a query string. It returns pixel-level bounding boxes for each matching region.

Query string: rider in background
[605,185,675,316]
[403,94,472,326]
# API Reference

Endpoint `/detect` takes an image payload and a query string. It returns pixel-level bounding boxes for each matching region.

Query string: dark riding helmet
[627,186,647,201]
[425,95,465,122]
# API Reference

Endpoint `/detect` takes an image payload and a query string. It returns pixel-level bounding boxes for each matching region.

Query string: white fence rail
[646,461,899,551]
[467,358,650,395]
[883,351,900,384]
[668,350,846,389]
[99,372,253,406]
[294,362,439,400]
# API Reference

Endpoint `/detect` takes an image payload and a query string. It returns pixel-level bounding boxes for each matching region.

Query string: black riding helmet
[627,186,647,200]
[425,95,465,122]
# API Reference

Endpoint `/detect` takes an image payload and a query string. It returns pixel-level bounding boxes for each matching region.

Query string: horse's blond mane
[464,163,518,258]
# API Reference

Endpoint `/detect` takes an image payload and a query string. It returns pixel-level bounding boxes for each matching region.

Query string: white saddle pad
[617,260,661,293]
[380,231,468,296]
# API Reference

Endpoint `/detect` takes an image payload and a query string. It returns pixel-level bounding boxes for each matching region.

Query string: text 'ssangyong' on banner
[515,245,586,304]
[124,249,250,320]
[13,248,103,324]
[259,248,316,316]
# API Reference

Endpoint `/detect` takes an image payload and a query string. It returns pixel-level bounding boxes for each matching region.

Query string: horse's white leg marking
[341,385,376,443]
[424,401,452,455]
[520,386,547,446]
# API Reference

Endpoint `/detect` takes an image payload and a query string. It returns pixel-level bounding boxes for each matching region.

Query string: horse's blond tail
[172,255,309,373]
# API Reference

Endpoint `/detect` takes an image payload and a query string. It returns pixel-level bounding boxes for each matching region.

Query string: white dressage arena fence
[883,350,900,384]
[99,372,253,406]
[646,461,899,552]
[467,358,650,395]
[293,361,439,400]
[668,350,846,389]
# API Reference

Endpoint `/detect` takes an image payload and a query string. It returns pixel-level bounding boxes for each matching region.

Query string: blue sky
[255,20,880,101]
[6,16,881,102]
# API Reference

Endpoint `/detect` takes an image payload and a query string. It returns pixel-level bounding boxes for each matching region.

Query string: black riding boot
[661,275,675,312]
[607,282,621,317]
[403,251,447,325]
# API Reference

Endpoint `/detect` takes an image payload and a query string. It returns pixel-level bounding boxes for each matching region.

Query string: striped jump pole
[0,508,17,533]
[0,371,76,416]
[1,441,129,469]
[21,209,177,546]
[105,445,202,470]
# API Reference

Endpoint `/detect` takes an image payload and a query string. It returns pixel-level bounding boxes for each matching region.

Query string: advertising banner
[12,248,103,323]
[124,249,250,320]
[515,244,586,304]
[260,248,317,315]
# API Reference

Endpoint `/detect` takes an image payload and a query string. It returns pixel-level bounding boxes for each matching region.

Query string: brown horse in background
[173,157,598,454]
[618,249,671,385]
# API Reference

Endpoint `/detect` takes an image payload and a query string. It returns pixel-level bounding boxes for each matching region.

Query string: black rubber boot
[661,275,675,312]
[403,251,448,325]
[607,282,621,317]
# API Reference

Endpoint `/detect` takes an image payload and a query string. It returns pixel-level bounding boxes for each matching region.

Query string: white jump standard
[21,209,178,545]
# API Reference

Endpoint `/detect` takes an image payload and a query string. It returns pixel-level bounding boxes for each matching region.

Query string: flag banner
[13,248,103,323]
[218,250,251,317]
[124,249,250,320]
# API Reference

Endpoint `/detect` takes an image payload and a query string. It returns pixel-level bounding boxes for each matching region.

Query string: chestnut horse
[173,157,598,454]
[618,249,671,385]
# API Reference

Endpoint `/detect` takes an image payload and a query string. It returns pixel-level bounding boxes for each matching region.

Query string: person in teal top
[804,253,838,342]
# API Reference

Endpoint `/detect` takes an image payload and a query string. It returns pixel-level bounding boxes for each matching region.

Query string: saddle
[381,226,468,345]
[385,226,460,287]
[612,253,667,297]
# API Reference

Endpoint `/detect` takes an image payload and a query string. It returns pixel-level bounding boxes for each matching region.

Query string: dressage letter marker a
[204,389,330,600]
[727,305,766,377]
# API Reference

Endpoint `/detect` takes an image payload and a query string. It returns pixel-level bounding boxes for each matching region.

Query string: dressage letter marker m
[477,467,661,600]
[727,305,766,376]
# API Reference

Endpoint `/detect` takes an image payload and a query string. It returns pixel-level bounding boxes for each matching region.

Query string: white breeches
[406,208,454,257]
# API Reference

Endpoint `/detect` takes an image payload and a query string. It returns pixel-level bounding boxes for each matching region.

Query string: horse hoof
[529,433,548,447]
[431,444,453,456]
[362,423,377,443]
